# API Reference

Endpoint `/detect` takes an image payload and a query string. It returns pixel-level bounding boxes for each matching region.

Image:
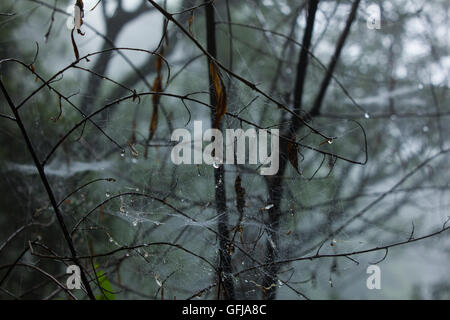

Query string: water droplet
[327,139,333,145]
[418,84,424,90]
[265,204,274,210]
[422,126,429,133]
[132,220,138,227]
[125,253,130,257]
[109,237,114,243]
[212,157,222,169]
[144,252,149,258]
[120,150,126,158]
[131,158,137,164]
[364,112,370,119]
[105,192,111,198]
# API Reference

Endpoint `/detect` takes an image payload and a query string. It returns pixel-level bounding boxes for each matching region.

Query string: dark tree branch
[204,0,235,300]
[0,80,96,300]
[262,0,319,300]
[310,0,361,116]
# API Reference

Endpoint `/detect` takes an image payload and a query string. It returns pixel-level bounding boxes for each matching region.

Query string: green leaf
[94,263,115,300]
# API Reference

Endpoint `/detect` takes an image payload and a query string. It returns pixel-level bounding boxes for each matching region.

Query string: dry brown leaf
[188,10,194,34]
[74,0,85,35]
[287,137,301,175]
[209,61,227,129]
[99,205,104,222]
[128,142,139,158]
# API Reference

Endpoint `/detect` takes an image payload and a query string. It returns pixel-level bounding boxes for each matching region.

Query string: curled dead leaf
[188,10,194,34]
[74,0,85,35]
[209,61,227,129]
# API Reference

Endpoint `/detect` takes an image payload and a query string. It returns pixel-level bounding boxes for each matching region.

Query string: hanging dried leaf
[188,10,194,34]
[99,205,104,222]
[116,264,122,286]
[209,61,227,129]
[128,142,139,158]
[287,137,301,175]
[129,117,137,145]
[144,45,166,158]
[74,0,85,35]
